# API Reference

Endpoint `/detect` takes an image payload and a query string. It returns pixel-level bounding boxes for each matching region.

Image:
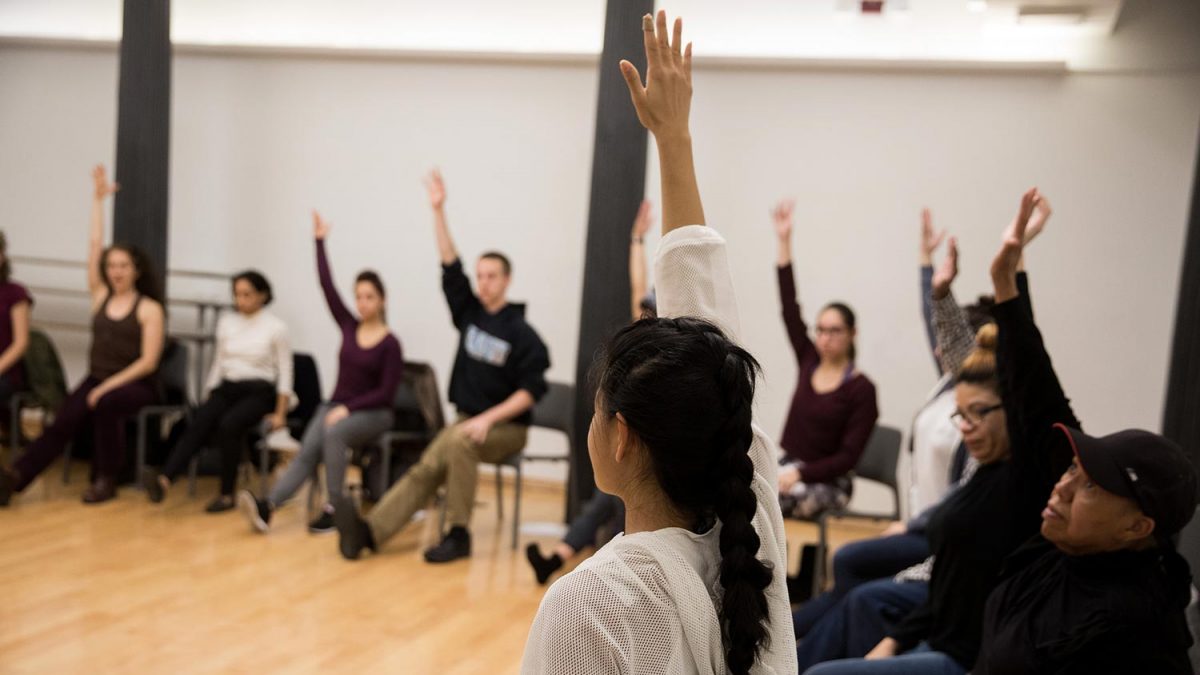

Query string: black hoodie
[442,259,549,424]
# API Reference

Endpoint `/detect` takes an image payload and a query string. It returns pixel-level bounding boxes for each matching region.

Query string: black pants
[563,491,625,552]
[161,379,275,496]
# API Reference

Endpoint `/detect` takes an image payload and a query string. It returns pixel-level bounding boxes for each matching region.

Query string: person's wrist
[653,129,692,149]
[631,236,644,245]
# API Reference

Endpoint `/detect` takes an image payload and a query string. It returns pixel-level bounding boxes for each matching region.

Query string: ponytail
[595,317,772,674]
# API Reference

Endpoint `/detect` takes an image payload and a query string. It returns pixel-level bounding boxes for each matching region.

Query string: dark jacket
[976,536,1194,674]
[442,259,549,424]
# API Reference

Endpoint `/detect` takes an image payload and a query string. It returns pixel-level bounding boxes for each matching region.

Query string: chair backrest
[291,352,322,427]
[856,425,903,491]
[1179,507,1200,586]
[158,340,190,405]
[531,381,574,436]
[394,361,445,434]
[21,328,68,409]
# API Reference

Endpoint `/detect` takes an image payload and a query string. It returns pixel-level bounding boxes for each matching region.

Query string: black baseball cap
[1054,423,1199,538]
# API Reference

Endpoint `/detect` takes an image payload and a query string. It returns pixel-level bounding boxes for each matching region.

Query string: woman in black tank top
[0,165,165,506]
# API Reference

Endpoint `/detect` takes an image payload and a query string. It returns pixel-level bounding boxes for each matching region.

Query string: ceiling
[1,0,1191,70]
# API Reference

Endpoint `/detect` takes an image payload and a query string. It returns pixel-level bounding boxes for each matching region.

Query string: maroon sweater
[777,264,879,484]
[316,240,404,412]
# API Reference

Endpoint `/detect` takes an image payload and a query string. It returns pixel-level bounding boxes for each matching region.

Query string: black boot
[787,543,818,604]
[424,526,471,564]
[332,494,375,560]
[525,544,564,585]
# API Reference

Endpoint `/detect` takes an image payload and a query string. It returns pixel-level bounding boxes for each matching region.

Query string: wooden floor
[0,460,888,674]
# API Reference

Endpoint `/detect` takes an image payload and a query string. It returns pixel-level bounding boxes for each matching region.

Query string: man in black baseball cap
[974,424,1199,673]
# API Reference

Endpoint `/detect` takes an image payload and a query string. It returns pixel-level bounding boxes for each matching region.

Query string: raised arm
[426,169,459,265]
[312,211,355,328]
[920,208,946,371]
[772,200,818,366]
[991,189,1079,476]
[629,200,654,321]
[620,12,703,234]
[88,165,119,306]
[930,237,977,376]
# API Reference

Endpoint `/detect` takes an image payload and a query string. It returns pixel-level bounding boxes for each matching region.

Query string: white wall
[1,42,1199,511]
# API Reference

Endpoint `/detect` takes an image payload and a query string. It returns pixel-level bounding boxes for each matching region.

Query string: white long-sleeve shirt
[203,310,294,405]
[522,225,797,675]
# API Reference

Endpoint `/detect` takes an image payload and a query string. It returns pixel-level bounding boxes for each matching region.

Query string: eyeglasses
[950,403,1004,428]
[815,326,848,337]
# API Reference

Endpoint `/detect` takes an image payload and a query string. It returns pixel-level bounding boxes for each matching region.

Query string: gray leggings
[267,402,394,506]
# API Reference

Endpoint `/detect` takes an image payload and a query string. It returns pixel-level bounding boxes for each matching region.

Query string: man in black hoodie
[334,169,550,564]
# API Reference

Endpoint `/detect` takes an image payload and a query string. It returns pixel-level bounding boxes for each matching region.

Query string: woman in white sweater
[143,270,293,512]
[522,12,795,675]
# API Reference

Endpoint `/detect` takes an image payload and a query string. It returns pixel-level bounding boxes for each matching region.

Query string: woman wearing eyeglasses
[805,189,1066,675]
[772,200,879,524]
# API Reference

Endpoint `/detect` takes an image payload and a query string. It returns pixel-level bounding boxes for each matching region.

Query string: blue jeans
[796,579,929,671]
[803,643,966,675]
[794,533,930,637]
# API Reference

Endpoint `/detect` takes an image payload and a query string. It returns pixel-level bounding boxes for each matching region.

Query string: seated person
[332,169,550,564]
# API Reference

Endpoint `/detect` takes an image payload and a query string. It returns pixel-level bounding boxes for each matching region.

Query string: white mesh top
[521,225,797,675]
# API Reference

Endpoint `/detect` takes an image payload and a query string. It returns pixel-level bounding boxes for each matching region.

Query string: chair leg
[62,444,72,485]
[380,441,391,495]
[814,515,829,598]
[135,414,147,490]
[495,466,504,521]
[187,456,198,497]
[512,462,523,551]
[9,397,20,452]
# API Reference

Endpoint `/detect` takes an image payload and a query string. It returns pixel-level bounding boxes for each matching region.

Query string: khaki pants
[366,415,528,547]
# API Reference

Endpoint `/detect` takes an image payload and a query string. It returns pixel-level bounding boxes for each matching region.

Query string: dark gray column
[569,0,654,520]
[1163,120,1200,478]
[113,0,171,296]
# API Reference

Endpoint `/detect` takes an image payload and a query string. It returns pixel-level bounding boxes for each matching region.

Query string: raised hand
[312,210,331,241]
[92,164,119,201]
[1023,193,1052,246]
[619,11,693,140]
[991,187,1039,302]
[425,168,446,211]
[920,208,946,265]
[631,200,655,239]
[772,199,795,241]
[931,236,959,300]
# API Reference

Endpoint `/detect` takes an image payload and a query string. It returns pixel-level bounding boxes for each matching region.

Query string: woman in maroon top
[0,165,164,505]
[0,231,33,409]
[239,211,403,534]
[771,199,879,520]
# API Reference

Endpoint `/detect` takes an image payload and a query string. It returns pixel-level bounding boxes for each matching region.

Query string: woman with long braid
[522,12,795,674]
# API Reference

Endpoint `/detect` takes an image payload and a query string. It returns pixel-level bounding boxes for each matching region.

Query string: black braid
[595,317,772,675]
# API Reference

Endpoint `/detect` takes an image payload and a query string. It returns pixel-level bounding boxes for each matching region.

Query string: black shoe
[525,543,564,585]
[238,490,272,533]
[0,468,14,507]
[82,477,117,504]
[308,510,336,534]
[142,472,165,503]
[332,494,373,560]
[424,527,472,564]
[206,495,235,513]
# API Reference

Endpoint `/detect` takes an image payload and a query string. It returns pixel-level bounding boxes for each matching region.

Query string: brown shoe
[82,476,117,504]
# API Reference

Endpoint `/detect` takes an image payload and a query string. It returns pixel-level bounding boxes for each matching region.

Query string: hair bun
[974,323,998,352]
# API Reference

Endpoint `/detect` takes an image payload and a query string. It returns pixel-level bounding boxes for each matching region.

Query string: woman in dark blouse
[771,199,879,519]
[0,230,33,409]
[0,165,164,506]
[239,211,402,534]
